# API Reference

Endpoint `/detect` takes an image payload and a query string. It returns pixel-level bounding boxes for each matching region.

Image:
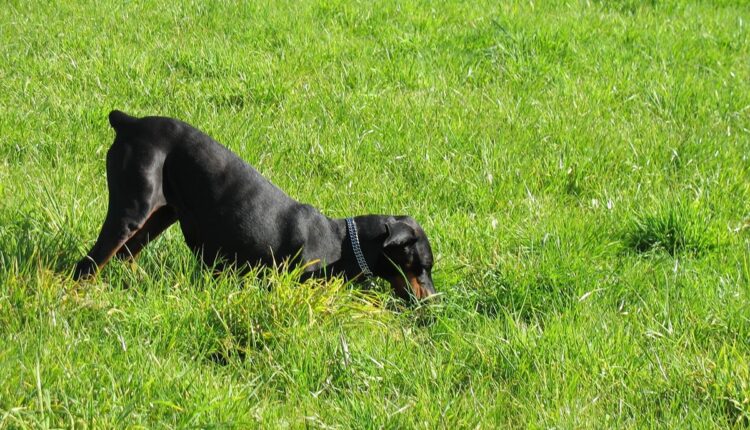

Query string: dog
[74,111,436,300]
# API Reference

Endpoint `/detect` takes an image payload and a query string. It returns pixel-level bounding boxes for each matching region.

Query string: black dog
[74,111,436,300]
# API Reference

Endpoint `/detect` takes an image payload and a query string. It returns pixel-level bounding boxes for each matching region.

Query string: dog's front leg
[114,205,177,261]
[74,141,168,280]
[74,204,155,280]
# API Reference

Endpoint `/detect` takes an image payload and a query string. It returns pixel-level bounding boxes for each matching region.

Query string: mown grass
[1,0,749,427]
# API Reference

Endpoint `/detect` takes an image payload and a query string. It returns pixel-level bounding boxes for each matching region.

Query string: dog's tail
[108,110,137,131]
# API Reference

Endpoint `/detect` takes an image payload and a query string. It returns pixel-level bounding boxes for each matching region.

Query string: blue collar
[345,218,373,279]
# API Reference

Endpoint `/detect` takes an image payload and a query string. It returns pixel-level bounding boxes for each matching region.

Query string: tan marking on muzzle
[407,273,430,299]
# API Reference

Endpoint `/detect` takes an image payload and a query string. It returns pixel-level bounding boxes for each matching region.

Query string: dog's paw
[73,258,98,281]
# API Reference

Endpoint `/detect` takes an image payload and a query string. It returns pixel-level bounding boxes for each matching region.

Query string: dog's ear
[383,218,418,248]
[108,110,136,131]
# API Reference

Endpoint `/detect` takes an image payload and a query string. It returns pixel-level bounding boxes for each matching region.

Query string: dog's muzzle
[392,271,436,300]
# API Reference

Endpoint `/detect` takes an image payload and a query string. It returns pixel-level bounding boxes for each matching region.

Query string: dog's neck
[314,216,385,281]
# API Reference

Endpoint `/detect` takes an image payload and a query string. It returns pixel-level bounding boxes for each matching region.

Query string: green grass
[1,0,750,427]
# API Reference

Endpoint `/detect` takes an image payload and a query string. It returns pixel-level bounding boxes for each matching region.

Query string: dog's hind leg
[74,143,167,280]
[114,205,177,261]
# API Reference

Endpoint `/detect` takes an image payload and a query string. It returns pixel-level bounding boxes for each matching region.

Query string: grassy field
[1,0,750,427]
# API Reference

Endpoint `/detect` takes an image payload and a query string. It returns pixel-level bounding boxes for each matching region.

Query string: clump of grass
[206,263,391,363]
[623,200,713,256]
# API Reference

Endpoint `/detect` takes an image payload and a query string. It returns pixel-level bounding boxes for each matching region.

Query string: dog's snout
[420,280,436,298]
[407,272,436,300]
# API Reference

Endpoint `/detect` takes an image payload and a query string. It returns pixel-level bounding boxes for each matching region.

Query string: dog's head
[373,216,436,301]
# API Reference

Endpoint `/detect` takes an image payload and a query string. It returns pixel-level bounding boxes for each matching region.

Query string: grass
[623,198,714,256]
[1,0,749,427]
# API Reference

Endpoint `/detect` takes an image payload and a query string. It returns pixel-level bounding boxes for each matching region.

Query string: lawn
[1,0,749,427]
